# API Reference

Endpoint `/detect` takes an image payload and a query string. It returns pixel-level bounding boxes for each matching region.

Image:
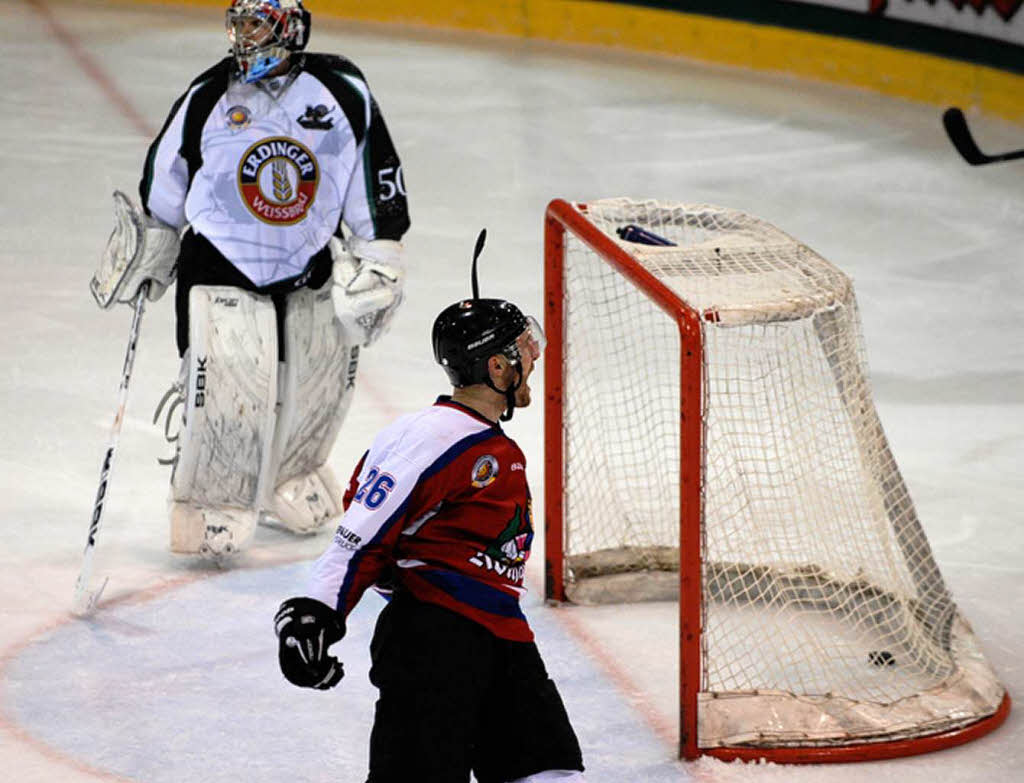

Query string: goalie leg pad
[171,286,278,517]
[264,282,355,533]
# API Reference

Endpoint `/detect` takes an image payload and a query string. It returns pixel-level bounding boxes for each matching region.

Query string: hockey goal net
[543,197,1009,762]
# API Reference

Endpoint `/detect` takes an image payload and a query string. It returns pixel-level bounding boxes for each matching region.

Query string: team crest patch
[237,137,319,225]
[297,104,335,130]
[226,105,251,130]
[469,505,533,582]
[471,455,499,488]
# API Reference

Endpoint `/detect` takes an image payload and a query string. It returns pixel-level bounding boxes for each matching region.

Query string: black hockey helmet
[432,297,530,388]
[432,230,544,420]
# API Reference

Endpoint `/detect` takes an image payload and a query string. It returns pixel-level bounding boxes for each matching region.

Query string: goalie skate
[170,502,257,562]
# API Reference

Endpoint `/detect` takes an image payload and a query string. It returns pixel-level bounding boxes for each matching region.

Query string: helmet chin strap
[484,362,522,422]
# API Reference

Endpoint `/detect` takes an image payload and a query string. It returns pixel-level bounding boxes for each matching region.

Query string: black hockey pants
[366,594,584,783]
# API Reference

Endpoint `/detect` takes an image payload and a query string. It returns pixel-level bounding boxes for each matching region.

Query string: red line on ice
[27,0,154,138]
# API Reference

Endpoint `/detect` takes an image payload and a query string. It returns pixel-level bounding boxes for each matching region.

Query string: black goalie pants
[173,230,333,358]
[366,594,584,783]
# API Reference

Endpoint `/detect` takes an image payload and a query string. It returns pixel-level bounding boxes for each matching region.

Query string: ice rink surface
[1,1,1021,781]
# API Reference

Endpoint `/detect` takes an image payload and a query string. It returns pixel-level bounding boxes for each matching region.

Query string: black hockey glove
[274,597,346,690]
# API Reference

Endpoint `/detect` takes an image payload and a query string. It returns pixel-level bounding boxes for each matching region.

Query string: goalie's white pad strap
[171,286,278,509]
[91,190,179,309]
[264,282,355,532]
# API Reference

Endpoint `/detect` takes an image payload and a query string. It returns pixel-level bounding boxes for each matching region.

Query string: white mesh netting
[555,198,1004,749]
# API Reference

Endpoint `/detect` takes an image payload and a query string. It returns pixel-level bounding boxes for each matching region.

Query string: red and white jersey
[306,397,535,642]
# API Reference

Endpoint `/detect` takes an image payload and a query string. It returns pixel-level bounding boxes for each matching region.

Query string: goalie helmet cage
[542,197,1010,763]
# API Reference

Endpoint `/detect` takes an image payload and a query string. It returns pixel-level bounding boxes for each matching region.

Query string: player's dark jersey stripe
[421,428,502,480]
[139,92,188,213]
[139,58,230,212]
[334,494,412,613]
[180,60,232,188]
[301,54,370,146]
[412,568,527,620]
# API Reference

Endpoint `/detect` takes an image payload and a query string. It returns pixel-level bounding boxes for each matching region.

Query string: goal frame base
[700,692,1011,763]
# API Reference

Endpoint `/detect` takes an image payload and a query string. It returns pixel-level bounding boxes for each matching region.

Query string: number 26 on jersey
[353,466,396,510]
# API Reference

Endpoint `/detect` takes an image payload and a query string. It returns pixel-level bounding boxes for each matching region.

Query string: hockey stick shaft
[72,284,148,616]
[942,108,1024,166]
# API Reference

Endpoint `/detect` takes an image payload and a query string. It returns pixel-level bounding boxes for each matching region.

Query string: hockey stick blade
[72,574,109,617]
[942,108,1024,166]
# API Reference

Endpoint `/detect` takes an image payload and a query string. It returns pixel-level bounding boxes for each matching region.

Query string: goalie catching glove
[274,597,346,690]
[331,236,405,347]
[91,190,179,308]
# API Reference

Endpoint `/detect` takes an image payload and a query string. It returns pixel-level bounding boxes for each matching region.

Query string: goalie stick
[942,107,1024,166]
[72,284,148,616]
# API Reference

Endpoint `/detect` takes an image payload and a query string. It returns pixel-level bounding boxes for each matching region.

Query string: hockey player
[89,0,410,560]
[273,243,586,782]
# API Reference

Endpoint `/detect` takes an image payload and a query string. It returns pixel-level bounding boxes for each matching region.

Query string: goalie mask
[226,0,311,83]
[432,230,545,420]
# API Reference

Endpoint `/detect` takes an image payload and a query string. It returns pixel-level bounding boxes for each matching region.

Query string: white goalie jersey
[140,53,410,287]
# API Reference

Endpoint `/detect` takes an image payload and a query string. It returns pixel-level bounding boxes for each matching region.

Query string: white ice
[1,3,1021,782]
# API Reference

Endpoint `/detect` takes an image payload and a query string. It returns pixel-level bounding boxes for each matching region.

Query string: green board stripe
[606,0,1023,74]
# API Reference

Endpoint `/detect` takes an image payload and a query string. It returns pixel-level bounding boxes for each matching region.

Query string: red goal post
[544,198,705,758]
[542,197,1009,762]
